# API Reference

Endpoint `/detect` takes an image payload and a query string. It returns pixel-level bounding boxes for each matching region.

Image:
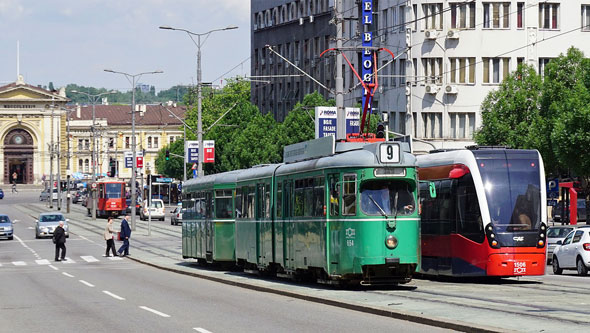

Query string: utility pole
[66,108,71,213]
[49,100,55,209]
[335,0,346,141]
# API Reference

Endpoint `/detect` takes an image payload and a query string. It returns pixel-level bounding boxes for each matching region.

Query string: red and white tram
[86,179,127,218]
[417,147,547,277]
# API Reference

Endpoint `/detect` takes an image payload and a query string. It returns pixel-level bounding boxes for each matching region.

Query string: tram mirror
[428,182,436,198]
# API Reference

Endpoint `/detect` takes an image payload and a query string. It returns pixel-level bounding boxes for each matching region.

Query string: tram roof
[183,169,243,191]
[416,147,540,168]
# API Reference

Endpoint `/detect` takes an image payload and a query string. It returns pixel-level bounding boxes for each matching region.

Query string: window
[412,58,418,86]
[215,189,233,219]
[276,182,282,218]
[382,61,389,87]
[108,138,114,149]
[78,159,83,171]
[154,137,159,148]
[399,5,406,32]
[422,3,443,30]
[360,180,415,216]
[483,57,510,84]
[147,137,152,148]
[422,58,443,84]
[582,5,590,31]
[78,139,83,150]
[450,113,476,139]
[391,59,397,87]
[539,3,559,29]
[84,139,90,150]
[169,136,175,145]
[125,136,130,149]
[517,2,524,29]
[382,9,389,34]
[538,58,553,78]
[412,4,418,31]
[483,2,510,29]
[84,159,90,173]
[449,57,476,84]
[573,230,584,243]
[450,2,475,29]
[400,59,406,86]
[328,175,339,217]
[422,112,442,138]
[342,174,357,216]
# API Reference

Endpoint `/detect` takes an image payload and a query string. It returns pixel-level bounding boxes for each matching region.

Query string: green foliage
[475,47,590,184]
[154,140,186,180]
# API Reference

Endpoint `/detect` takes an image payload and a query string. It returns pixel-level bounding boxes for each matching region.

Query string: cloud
[0,0,25,18]
[218,0,250,21]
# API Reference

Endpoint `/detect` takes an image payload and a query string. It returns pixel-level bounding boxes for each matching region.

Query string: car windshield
[360,180,415,216]
[149,201,163,208]
[547,227,573,238]
[40,214,63,222]
[0,216,9,223]
[475,150,541,232]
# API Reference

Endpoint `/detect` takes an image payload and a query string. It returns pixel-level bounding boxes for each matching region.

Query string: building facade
[251,0,590,152]
[0,77,186,185]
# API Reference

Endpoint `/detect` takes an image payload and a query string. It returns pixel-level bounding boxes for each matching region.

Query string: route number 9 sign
[379,143,400,163]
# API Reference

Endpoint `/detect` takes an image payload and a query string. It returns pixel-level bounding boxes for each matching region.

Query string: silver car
[35,212,69,239]
[0,214,14,240]
[546,226,574,263]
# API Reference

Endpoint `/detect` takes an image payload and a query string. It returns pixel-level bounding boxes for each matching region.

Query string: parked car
[125,197,142,215]
[35,212,69,239]
[546,226,575,263]
[72,191,82,204]
[552,226,590,275]
[170,207,185,225]
[39,189,50,201]
[552,199,588,223]
[140,199,165,221]
[0,214,13,240]
[0,188,4,199]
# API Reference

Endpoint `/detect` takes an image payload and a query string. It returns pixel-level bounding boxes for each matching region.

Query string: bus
[417,147,547,277]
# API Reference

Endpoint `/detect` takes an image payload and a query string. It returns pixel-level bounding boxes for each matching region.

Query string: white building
[251,1,590,153]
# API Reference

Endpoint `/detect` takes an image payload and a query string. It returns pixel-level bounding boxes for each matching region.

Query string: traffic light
[165,150,170,161]
[376,122,385,139]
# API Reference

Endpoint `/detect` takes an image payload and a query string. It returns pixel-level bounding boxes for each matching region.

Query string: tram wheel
[577,257,588,276]
[552,257,562,275]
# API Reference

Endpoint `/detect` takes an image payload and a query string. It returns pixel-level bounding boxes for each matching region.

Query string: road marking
[61,257,75,264]
[79,280,95,287]
[12,261,26,266]
[62,272,74,278]
[108,256,123,261]
[36,259,50,265]
[48,265,58,270]
[27,227,34,230]
[103,290,125,301]
[193,328,213,333]
[80,256,99,263]
[139,306,171,318]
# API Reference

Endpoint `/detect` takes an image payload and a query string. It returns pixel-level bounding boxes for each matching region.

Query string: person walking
[53,221,67,261]
[117,215,131,257]
[103,217,117,257]
[11,172,17,193]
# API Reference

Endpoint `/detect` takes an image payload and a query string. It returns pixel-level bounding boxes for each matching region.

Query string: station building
[0,76,185,185]
[251,0,590,152]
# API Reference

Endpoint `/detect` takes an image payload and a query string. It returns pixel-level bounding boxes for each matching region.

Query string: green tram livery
[182,137,423,285]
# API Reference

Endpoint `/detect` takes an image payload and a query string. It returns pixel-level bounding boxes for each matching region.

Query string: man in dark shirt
[53,221,67,261]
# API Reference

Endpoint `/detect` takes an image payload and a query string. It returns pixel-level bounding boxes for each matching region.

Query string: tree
[154,140,185,179]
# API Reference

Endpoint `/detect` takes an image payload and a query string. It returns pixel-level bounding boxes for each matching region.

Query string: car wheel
[577,257,588,276]
[8,236,13,240]
[552,257,563,275]
[35,234,40,239]
[160,217,165,221]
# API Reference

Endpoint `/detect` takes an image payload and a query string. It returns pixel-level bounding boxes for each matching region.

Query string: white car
[552,226,590,275]
[140,199,165,221]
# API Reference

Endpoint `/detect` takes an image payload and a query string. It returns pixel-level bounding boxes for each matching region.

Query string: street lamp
[159,24,238,178]
[103,69,163,231]
[71,90,116,220]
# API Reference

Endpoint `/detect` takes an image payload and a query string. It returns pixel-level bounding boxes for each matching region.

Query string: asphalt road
[0,191,451,333]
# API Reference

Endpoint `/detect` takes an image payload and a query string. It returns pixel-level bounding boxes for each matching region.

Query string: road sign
[186,141,199,163]
[547,179,559,199]
[91,182,97,189]
[124,151,143,168]
[191,163,197,170]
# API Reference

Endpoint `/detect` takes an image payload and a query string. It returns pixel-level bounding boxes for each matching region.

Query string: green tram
[182,137,424,285]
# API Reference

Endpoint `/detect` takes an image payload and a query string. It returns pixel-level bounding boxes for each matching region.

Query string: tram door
[283,180,294,270]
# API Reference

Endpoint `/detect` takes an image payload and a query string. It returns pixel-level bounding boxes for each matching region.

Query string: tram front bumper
[487,253,546,276]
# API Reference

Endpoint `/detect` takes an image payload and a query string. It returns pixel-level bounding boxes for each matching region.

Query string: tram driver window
[342,174,357,216]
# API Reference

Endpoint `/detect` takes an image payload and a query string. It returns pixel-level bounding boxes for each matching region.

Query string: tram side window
[329,175,340,217]
[235,190,243,219]
[456,174,484,243]
[419,181,438,235]
[342,174,357,216]
[294,180,305,217]
[248,186,255,219]
[265,184,271,219]
[206,191,213,219]
[215,189,233,219]
[276,183,283,218]
[438,180,456,235]
[257,184,265,219]
[304,178,314,217]
[314,176,325,217]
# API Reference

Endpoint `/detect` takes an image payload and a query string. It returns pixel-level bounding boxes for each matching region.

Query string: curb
[127,255,506,333]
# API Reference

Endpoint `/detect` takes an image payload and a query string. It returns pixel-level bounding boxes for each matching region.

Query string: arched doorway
[4,129,34,184]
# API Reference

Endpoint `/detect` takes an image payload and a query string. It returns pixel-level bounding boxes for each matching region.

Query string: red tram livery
[86,179,127,218]
[417,147,547,277]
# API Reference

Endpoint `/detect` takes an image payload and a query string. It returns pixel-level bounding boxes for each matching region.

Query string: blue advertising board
[315,107,361,138]
[186,141,199,163]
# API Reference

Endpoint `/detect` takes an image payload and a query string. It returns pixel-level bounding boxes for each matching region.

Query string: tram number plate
[379,143,400,163]
[514,261,527,275]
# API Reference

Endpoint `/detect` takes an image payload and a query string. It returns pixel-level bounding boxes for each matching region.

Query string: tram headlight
[385,235,398,249]
[492,240,498,247]
[538,240,544,247]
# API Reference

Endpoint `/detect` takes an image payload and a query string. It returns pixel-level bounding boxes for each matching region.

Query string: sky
[0,0,251,92]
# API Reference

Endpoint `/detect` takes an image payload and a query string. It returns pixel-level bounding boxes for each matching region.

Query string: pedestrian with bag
[117,215,131,257]
[103,217,117,257]
[53,221,67,261]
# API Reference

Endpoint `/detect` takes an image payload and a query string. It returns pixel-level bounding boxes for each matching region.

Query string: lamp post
[71,90,116,220]
[103,69,163,231]
[159,24,237,178]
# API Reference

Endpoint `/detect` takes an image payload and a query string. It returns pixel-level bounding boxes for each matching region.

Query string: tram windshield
[476,151,541,233]
[105,183,123,198]
[360,180,415,216]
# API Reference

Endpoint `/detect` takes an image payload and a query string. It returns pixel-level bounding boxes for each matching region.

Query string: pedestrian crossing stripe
[81,256,99,263]
[2,255,124,267]
[35,259,51,265]
[61,257,75,264]
[12,261,26,266]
